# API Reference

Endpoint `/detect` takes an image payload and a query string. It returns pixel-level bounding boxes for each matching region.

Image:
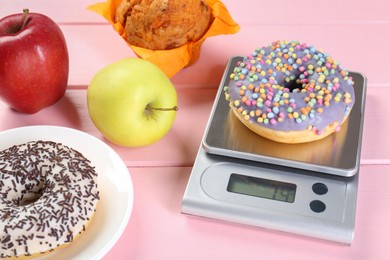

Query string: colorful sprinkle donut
[224,40,355,143]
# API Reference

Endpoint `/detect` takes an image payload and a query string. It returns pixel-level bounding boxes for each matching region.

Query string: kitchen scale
[181,57,367,244]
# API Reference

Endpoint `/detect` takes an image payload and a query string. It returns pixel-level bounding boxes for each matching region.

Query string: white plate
[0,126,134,260]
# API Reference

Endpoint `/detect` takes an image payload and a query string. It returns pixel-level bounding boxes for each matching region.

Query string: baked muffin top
[115,0,212,50]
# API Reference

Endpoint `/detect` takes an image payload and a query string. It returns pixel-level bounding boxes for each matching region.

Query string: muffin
[115,0,212,50]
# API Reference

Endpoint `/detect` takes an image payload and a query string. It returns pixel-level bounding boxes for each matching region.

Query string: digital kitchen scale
[182,57,367,244]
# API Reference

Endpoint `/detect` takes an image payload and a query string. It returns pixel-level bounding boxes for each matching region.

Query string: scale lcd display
[227,173,296,203]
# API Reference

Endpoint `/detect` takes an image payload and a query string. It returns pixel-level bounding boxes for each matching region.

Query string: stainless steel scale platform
[182,57,367,244]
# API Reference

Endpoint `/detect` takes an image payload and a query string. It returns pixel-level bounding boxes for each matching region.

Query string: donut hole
[14,179,45,206]
[285,79,304,92]
[18,191,43,206]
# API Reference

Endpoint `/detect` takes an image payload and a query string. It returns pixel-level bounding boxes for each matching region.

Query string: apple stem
[20,9,30,31]
[146,105,179,111]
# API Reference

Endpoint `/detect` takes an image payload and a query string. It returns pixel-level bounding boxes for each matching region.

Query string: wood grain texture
[0,1,389,259]
[103,165,390,260]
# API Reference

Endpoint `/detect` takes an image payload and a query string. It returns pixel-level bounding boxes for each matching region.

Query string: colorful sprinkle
[224,40,355,135]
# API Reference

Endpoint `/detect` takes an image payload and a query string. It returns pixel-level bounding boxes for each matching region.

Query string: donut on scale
[224,40,355,143]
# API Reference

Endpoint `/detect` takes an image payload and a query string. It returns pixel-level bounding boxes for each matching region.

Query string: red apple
[0,9,69,113]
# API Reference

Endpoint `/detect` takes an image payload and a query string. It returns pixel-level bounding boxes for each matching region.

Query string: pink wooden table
[1,1,390,259]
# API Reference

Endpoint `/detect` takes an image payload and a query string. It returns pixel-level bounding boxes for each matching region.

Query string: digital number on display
[227,173,296,203]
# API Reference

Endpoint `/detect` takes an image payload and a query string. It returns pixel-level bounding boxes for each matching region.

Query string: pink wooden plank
[0,88,217,167]
[361,87,390,163]
[103,165,390,260]
[0,87,388,165]
[226,0,390,25]
[46,24,390,87]
[173,23,390,88]
[1,0,389,24]
[0,0,101,23]
[61,26,136,87]
[2,2,389,88]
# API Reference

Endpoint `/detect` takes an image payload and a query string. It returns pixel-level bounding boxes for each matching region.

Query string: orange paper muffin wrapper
[88,0,240,78]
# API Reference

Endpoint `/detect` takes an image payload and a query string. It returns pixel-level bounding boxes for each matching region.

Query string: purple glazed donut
[224,40,355,143]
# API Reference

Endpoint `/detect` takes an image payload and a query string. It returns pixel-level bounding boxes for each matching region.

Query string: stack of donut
[224,40,355,143]
[0,140,99,258]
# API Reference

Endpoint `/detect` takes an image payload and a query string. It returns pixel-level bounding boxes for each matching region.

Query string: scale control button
[309,200,326,213]
[312,182,328,195]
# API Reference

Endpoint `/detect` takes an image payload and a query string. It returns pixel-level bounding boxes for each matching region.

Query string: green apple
[87,58,178,147]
